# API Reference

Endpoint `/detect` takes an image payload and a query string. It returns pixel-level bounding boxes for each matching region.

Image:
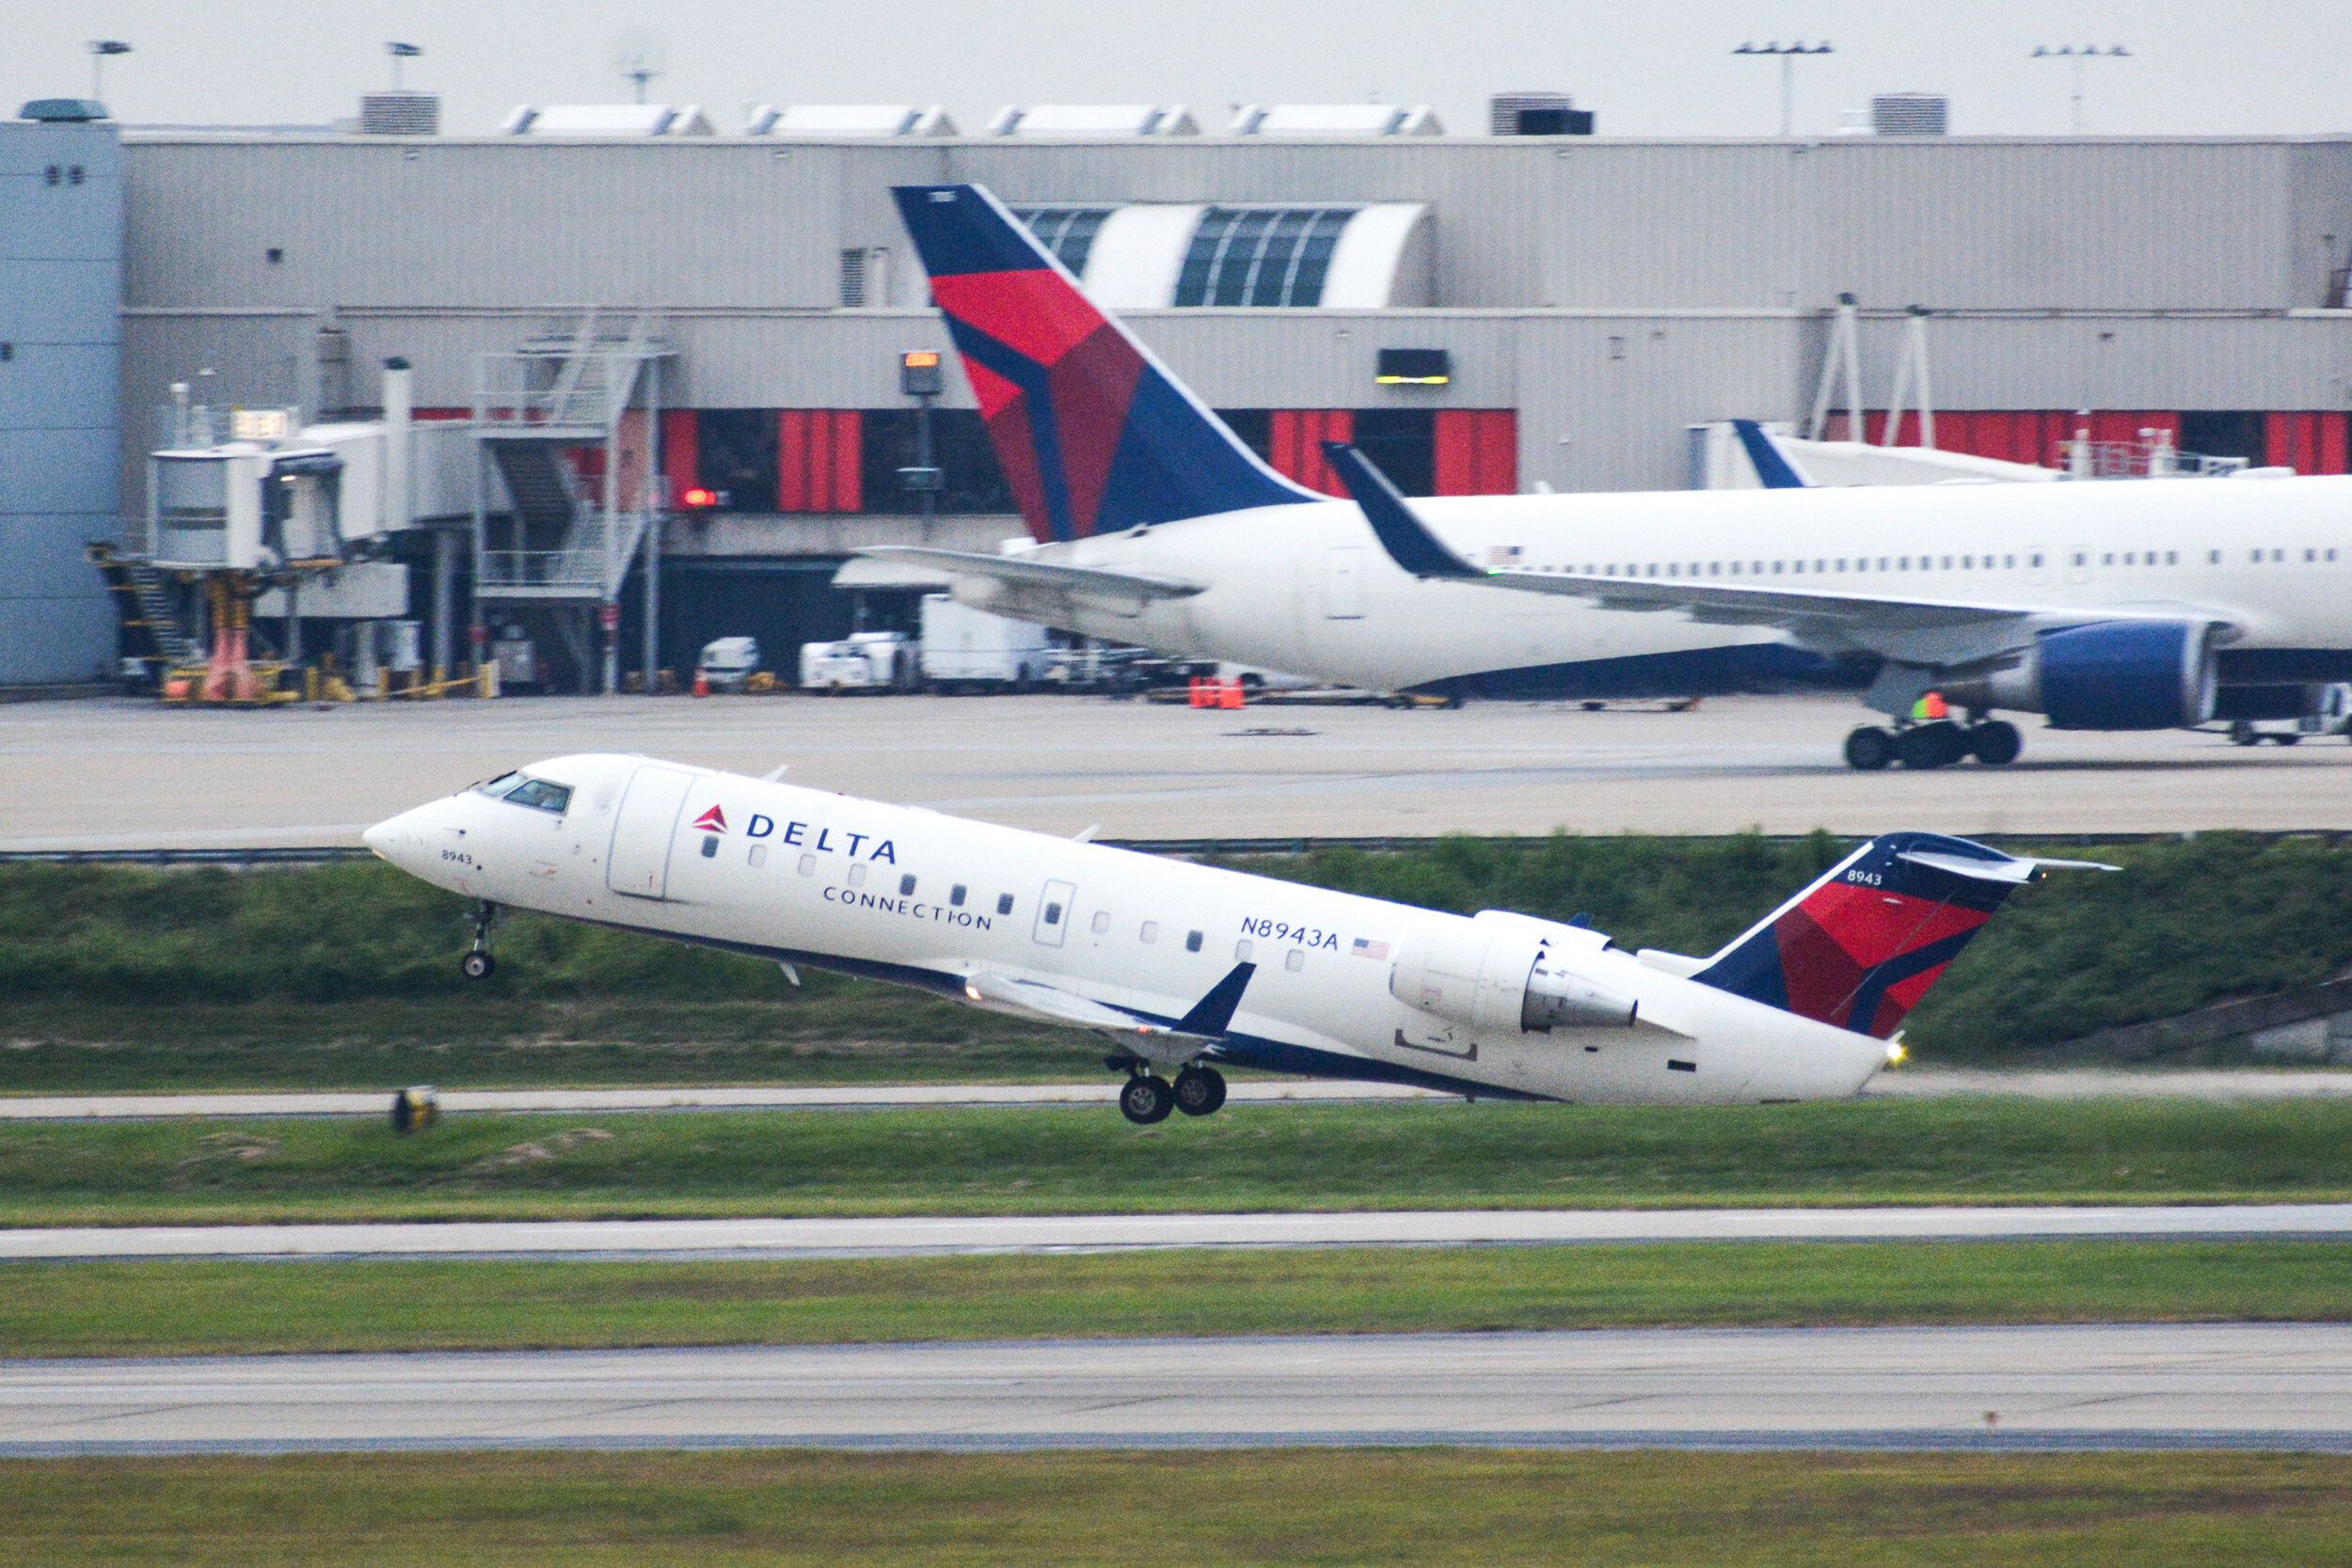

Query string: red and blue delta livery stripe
[1692,832,2022,1039]
[891,184,1317,542]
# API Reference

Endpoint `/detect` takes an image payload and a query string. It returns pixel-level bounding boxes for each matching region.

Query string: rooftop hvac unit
[1870,93,1948,135]
[746,103,957,136]
[1489,92,1594,136]
[358,91,439,135]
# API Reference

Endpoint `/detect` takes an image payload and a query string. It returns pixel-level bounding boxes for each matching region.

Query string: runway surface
[6,692,2345,847]
[5,1324,2346,1454]
[5,1070,2347,1123]
[9,1204,2351,1260]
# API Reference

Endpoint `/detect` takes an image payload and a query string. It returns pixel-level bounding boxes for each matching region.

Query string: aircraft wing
[962,962,1254,1043]
[854,546,1204,601]
[1319,440,2241,663]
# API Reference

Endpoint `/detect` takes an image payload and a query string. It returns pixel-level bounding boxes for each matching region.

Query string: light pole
[87,40,132,104]
[1733,40,1833,138]
[2031,44,2130,135]
[387,41,421,90]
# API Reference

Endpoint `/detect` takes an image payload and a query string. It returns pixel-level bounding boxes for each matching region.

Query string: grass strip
[3,1242,2347,1360]
[3,1449,2349,1565]
[3,1097,2351,1227]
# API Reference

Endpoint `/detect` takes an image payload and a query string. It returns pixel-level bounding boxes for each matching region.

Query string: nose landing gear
[461,901,500,980]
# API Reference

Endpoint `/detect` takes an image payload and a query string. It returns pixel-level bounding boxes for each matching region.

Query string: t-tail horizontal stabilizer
[1320,441,1481,580]
[1692,832,2116,1040]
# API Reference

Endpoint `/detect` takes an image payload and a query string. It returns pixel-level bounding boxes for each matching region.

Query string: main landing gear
[460,901,500,980]
[1843,718,2022,771]
[1109,1053,1227,1123]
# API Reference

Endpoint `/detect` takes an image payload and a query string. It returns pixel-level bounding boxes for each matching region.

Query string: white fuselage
[365,753,1891,1105]
[956,477,2352,693]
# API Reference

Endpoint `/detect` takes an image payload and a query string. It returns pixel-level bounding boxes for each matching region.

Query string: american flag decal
[1351,938,1391,960]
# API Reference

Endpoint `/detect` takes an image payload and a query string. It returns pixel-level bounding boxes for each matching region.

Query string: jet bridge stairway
[87,543,202,680]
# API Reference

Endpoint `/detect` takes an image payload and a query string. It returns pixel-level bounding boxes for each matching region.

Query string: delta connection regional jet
[849,183,2352,770]
[366,759,2105,1122]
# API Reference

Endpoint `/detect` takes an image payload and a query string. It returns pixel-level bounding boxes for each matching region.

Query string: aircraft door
[1032,879,1075,946]
[1323,546,1366,619]
[605,765,697,898]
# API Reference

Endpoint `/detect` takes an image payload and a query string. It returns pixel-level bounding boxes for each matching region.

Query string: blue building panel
[0,119,119,689]
[0,260,120,342]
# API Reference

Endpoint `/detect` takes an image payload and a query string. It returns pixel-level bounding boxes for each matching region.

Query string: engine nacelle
[1941,620,2217,731]
[1390,911,1638,1036]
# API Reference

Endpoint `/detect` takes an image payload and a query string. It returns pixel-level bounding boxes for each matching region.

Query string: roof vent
[500,104,715,136]
[1870,93,1948,135]
[745,103,957,136]
[358,92,439,135]
[1489,92,1594,135]
[18,99,109,123]
[988,104,1198,136]
[1229,103,1443,136]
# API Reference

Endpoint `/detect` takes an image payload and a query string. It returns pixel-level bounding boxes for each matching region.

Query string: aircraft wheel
[1896,721,1968,769]
[1843,726,1896,771]
[1119,1074,1175,1125]
[460,951,496,981]
[2276,733,2302,746]
[1174,1065,1227,1117]
[2229,721,2259,746]
[1967,720,2023,766]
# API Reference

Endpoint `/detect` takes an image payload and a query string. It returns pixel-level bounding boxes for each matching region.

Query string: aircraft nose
[362,803,437,870]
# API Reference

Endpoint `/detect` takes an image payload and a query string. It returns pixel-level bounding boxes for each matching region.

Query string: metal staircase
[471,309,672,603]
[88,543,202,676]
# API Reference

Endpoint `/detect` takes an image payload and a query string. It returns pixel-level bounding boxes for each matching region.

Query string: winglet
[1320,442,1480,579]
[1730,420,1813,489]
[1174,962,1255,1037]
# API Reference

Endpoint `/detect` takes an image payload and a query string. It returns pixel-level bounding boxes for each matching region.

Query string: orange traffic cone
[1219,678,1245,709]
[691,673,710,698]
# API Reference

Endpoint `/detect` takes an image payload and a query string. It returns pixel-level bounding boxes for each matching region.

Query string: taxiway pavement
[4,1324,2345,1454]
[6,693,2345,847]
[8,1204,2351,1261]
[3,1070,2347,1123]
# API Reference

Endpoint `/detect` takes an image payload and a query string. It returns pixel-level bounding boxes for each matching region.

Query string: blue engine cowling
[1944,621,2217,730]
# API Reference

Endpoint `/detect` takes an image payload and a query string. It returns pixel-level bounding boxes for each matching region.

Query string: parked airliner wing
[857,546,1204,601]
[1323,440,2241,657]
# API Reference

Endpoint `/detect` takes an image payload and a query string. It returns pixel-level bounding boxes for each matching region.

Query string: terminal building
[12,92,2352,690]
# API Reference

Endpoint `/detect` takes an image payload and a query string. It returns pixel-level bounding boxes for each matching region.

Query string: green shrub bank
[7,832,2348,1063]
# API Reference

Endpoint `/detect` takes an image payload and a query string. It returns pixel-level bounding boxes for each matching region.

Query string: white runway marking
[4,1325,2347,1454]
[7,1205,2351,1261]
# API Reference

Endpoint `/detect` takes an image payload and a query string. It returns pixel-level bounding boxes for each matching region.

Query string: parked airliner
[855,182,2352,769]
[365,757,2101,1122]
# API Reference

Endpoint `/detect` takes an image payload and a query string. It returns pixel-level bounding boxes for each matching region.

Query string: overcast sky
[16,0,2350,139]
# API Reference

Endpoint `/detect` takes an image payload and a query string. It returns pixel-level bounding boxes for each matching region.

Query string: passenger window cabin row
[1537,546,2341,578]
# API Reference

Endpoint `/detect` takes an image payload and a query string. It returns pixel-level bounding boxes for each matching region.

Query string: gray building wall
[1,119,120,686]
[112,133,2352,507]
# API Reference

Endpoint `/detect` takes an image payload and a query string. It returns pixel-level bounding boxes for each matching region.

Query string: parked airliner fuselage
[365,753,1896,1111]
[950,478,2352,700]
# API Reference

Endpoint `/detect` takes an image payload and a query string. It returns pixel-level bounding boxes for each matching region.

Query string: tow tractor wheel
[460,951,496,981]
[1119,1074,1175,1125]
[1895,721,1969,770]
[1966,720,2023,767]
[2229,721,2260,747]
[1843,726,1896,771]
[1174,1065,1228,1117]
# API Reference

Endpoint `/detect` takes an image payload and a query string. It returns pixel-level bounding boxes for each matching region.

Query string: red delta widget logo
[690,805,728,834]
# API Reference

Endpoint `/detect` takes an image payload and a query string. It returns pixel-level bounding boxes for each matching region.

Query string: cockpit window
[500,778,573,815]
[473,772,522,798]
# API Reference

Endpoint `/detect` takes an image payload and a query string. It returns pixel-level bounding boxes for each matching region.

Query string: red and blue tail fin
[1692,832,2041,1039]
[891,183,1321,542]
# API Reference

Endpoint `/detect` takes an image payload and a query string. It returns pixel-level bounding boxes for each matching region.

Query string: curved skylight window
[1012,207,1116,277]
[1173,208,1358,307]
